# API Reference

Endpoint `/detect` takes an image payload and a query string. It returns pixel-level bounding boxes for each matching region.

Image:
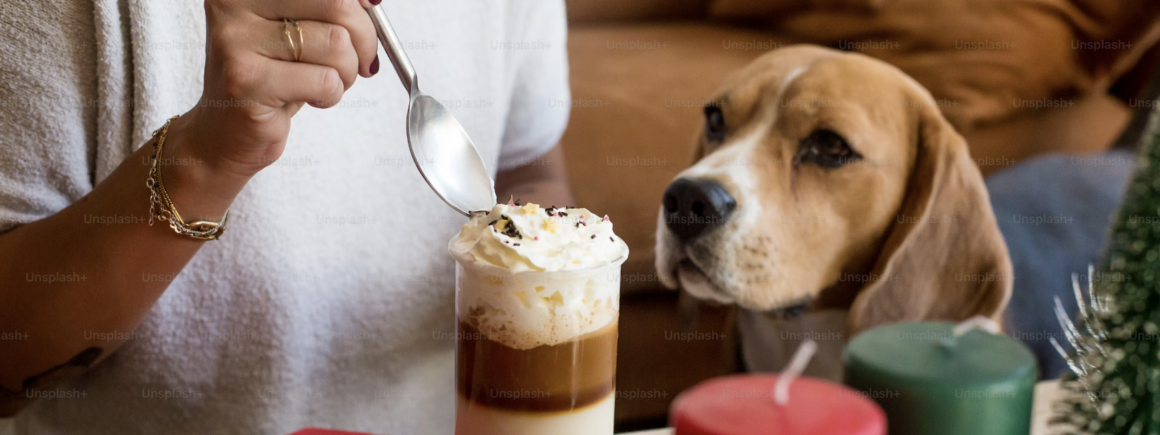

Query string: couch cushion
[563,24,792,292]
[961,93,1130,176]
[565,0,712,25]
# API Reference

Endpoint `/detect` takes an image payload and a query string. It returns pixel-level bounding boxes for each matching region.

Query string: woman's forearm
[495,145,576,207]
[0,117,249,415]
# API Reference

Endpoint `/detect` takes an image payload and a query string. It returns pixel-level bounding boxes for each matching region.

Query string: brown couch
[559,0,1160,429]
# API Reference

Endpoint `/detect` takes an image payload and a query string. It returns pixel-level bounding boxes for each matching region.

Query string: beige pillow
[565,0,712,24]
[710,0,894,19]
[714,0,1160,129]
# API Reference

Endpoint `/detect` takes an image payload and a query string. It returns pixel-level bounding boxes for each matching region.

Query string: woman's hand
[174,0,382,181]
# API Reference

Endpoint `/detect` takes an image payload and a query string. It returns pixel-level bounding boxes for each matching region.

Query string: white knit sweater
[0,1,570,434]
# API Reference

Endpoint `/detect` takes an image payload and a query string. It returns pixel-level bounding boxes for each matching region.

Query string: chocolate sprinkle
[495,215,522,239]
[513,243,521,246]
[488,220,497,226]
[591,235,596,239]
[610,237,614,242]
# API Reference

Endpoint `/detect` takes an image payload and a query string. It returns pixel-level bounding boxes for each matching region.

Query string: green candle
[843,321,1037,435]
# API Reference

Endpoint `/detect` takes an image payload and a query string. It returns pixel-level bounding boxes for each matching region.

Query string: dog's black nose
[663,178,736,242]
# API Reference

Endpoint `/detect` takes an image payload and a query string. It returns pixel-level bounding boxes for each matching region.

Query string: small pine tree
[1053,131,1160,434]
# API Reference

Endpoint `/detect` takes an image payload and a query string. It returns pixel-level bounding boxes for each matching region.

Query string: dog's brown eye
[796,129,861,168]
[704,105,726,142]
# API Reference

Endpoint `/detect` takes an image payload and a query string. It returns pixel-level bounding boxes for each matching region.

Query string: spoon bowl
[368,6,497,216]
[407,94,496,215]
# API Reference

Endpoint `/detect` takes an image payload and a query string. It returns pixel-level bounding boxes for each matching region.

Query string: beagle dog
[655,45,1013,380]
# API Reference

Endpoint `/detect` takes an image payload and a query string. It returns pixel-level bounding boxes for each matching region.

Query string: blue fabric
[985,150,1135,380]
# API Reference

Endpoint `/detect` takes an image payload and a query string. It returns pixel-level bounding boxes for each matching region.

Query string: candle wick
[773,339,818,406]
[944,315,1001,346]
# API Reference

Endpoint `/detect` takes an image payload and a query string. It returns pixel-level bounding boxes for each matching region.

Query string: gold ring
[283,18,303,62]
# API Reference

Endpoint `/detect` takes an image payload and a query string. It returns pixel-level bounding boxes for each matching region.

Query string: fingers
[219,56,345,110]
[254,20,360,90]
[246,0,380,78]
[261,61,347,108]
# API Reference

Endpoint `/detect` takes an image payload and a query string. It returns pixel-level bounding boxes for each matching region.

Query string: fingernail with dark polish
[370,56,380,76]
[370,0,382,5]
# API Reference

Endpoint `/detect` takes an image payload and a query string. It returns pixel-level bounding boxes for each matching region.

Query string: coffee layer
[456,319,618,412]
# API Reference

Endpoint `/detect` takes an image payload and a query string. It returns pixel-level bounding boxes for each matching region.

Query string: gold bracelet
[146,116,230,241]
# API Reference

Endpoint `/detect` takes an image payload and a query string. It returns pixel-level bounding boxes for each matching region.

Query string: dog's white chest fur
[737,308,850,382]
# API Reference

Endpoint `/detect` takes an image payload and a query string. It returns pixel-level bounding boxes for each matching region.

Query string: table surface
[622,380,1060,435]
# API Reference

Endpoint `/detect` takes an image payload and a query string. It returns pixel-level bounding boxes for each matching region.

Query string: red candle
[670,375,886,435]
[288,429,378,435]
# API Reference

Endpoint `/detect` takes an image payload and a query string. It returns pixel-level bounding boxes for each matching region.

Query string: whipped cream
[449,203,628,273]
[449,202,629,350]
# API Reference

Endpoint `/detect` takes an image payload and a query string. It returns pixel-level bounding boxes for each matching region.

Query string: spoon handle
[366,6,417,94]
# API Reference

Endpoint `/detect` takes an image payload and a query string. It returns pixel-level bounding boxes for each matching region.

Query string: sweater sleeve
[0,0,100,233]
[494,0,571,172]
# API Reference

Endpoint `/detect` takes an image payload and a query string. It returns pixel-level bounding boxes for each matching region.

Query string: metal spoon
[366,6,497,216]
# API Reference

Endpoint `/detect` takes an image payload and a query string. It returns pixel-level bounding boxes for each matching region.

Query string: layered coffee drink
[449,202,629,435]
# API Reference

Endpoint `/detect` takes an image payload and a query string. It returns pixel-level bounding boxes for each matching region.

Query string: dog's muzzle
[662,178,736,241]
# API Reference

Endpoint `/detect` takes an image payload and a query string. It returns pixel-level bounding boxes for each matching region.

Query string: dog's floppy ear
[847,100,1012,336]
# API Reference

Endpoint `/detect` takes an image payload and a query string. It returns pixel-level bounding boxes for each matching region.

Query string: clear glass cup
[451,255,627,435]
